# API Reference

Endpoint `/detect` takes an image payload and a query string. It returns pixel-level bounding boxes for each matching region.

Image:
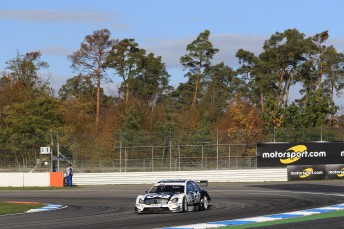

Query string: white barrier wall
[73,168,287,185]
[24,173,50,187]
[0,169,287,187]
[0,173,24,187]
[0,173,50,187]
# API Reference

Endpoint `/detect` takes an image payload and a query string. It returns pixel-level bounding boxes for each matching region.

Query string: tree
[105,38,145,104]
[58,74,96,101]
[200,62,238,123]
[130,53,171,106]
[302,91,338,127]
[221,95,264,143]
[0,51,57,164]
[180,30,219,109]
[1,51,49,107]
[68,29,117,125]
[320,45,344,127]
[260,29,312,108]
[5,51,48,89]
[236,49,274,113]
[321,46,344,103]
[312,31,329,92]
[0,95,63,163]
[170,80,195,109]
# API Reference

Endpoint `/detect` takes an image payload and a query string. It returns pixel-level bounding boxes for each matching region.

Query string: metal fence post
[50,130,54,172]
[151,147,153,172]
[216,129,219,170]
[124,147,127,172]
[228,144,231,170]
[178,145,180,171]
[119,141,122,172]
[169,135,172,171]
[201,145,204,170]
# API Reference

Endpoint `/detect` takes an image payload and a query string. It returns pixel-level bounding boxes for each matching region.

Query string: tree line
[1,28,344,163]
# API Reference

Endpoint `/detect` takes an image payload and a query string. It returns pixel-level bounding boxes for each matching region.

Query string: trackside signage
[288,165,326,181]
[326,164,344,179]
[288,164,344,181]
[257,142,344,167]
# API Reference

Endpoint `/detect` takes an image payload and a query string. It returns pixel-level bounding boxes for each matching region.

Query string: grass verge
[0,201,45,215]
[222,210,344,228]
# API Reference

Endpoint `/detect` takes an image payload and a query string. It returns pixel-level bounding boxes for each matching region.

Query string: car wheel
[182,197,188,212]
[200,196,209,210]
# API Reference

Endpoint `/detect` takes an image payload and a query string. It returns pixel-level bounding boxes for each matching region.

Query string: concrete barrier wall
[0,173,49,187]
[24,173,50,187]
[0,169,287,186]
[0,173,24,187]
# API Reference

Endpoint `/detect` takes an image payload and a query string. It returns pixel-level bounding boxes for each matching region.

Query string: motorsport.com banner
[257,142,344,167]
[288,164,344,181]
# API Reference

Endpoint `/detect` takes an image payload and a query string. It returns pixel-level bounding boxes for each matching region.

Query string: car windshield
[149,185,184,194]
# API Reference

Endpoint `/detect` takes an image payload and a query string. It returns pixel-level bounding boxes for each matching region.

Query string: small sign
[40,147,51,154]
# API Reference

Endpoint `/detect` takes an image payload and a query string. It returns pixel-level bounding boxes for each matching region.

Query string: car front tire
[182,197,188,212]
[200,196,209,210]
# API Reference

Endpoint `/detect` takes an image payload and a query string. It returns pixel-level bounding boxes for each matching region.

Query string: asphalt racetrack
[1,180,344,229]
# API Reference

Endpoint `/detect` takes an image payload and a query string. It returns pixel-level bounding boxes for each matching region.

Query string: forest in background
[1,28,344,165]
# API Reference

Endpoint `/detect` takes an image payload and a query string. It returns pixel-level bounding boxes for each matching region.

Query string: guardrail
[73,168,287,185]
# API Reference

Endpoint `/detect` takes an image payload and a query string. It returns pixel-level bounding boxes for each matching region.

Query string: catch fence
[1,126,343,173]
[77,144,256,173]
[1,144,256,173]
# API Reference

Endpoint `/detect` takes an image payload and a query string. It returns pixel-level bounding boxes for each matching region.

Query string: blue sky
[1,0,344,106]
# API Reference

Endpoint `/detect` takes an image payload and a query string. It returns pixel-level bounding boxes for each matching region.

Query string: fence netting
[0,127,343,172]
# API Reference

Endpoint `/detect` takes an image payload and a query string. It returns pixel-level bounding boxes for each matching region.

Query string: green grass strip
[220,210,344,228]
[0,201,45,215]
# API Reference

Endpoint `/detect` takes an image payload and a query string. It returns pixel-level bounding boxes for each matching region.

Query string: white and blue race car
[135,179,211,213]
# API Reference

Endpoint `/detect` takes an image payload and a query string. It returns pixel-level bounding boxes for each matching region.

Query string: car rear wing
[196,180,208,187]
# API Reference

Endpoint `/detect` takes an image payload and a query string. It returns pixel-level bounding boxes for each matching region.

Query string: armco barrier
[73,168,287,185]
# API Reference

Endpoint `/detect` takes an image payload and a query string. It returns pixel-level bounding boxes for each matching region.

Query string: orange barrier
[50,172,64,187]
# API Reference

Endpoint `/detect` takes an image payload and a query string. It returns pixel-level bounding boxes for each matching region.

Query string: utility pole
[50,130,54,172]
[57,131,60,172]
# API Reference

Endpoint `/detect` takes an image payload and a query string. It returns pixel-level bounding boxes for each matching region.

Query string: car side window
[191,182,201,192]
[187,182,194,194]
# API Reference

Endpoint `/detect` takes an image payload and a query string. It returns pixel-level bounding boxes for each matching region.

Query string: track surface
[1,180,344,229]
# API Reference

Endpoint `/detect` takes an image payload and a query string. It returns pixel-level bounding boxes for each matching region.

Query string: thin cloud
[144,34,344,69]
[329,38,344,52]
[211,34,265,67]
[0,9,117,23]
[143,33,266,69]
[41,46,74,56]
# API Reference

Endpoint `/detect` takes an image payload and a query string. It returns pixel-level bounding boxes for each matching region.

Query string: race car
[135,179,211,213]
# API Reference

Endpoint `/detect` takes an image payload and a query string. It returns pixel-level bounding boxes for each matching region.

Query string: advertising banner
[257,142,344,168]
[287,165,326,181]
[325,164,344,179]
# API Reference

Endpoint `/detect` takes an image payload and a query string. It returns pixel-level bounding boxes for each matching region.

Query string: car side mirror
[145,190,148,193]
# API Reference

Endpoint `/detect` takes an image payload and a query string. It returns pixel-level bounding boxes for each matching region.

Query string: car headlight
[171,198,179,203]
[138,198,145,204]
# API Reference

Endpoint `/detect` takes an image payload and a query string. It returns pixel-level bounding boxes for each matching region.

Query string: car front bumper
[135,203,182,213]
